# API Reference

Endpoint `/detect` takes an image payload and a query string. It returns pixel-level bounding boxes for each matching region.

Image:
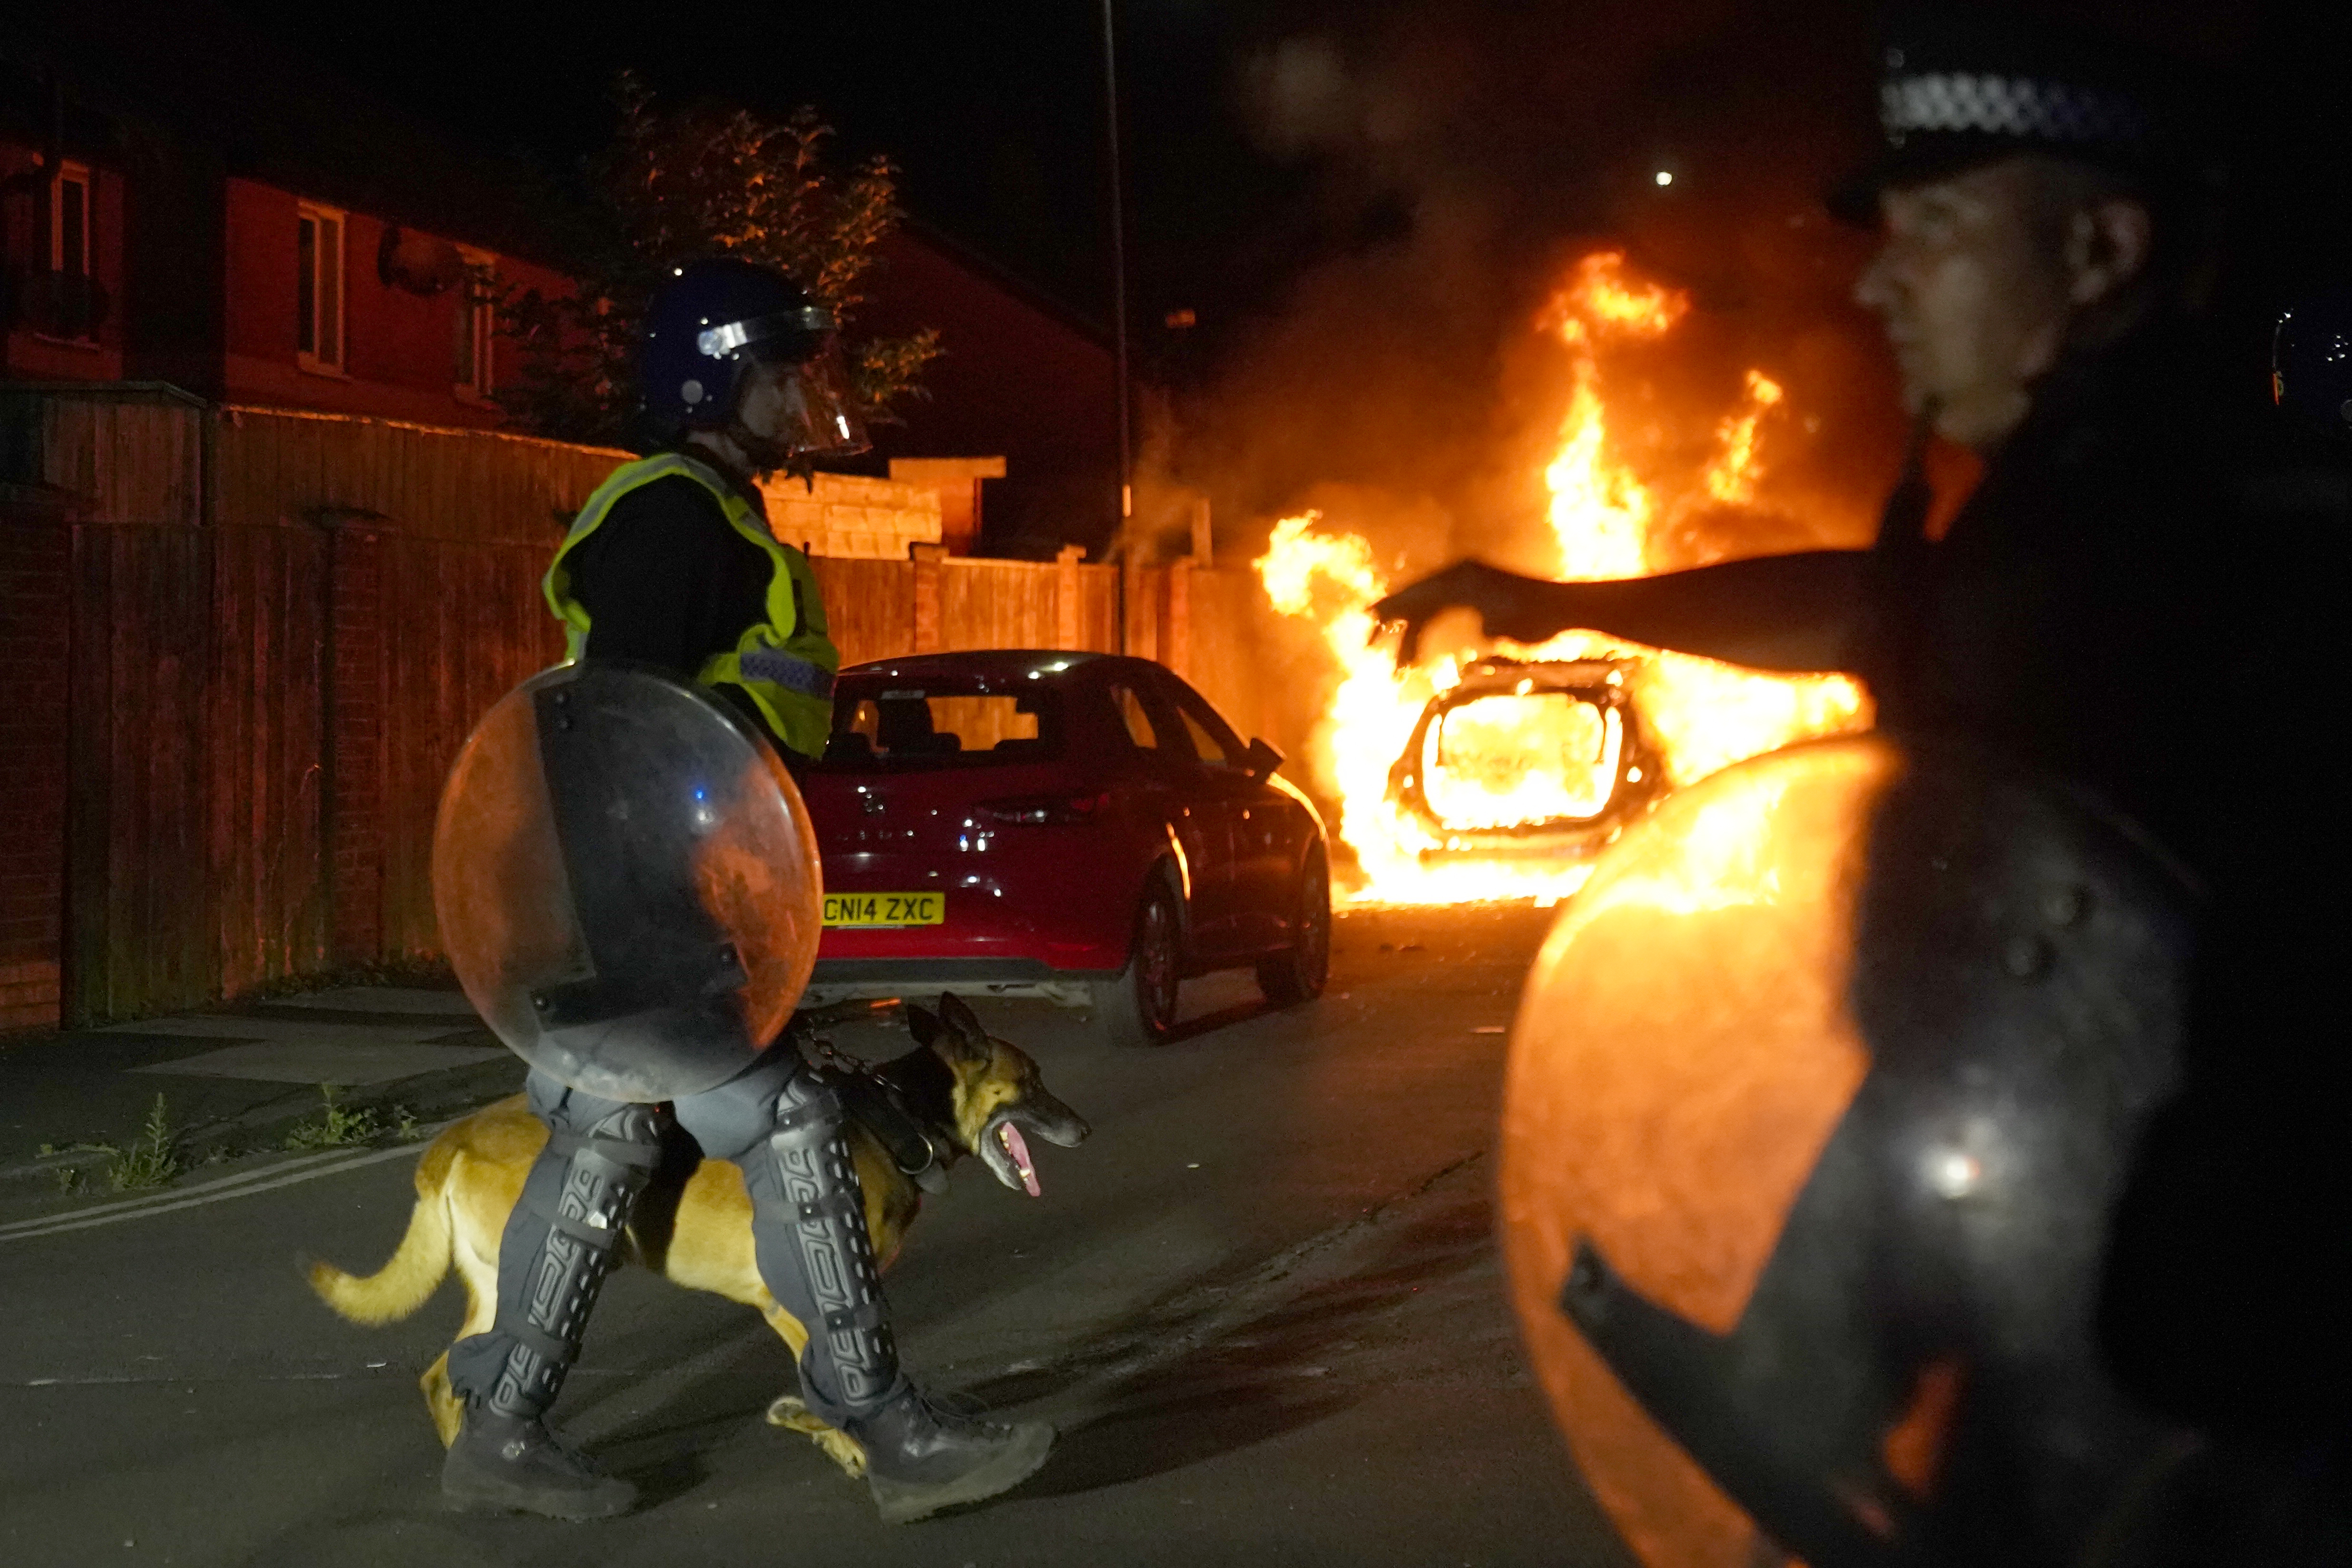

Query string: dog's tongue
[998,1122,1040,1197]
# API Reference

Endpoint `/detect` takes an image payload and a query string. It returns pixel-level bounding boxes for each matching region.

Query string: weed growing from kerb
[108,1095,183,1190]
[284,1086,383,1151]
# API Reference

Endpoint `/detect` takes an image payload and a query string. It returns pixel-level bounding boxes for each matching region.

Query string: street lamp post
[1102,0,1132,539]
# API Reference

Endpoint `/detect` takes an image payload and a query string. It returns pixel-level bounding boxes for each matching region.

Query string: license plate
[823,892,946,928]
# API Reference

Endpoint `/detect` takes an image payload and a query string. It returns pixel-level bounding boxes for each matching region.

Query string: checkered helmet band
[1881,72,2149,146]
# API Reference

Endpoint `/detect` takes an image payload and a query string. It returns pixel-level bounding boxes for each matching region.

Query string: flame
[1704,371,1785,507]
[1256,251,1872,906]
[1542,255,1688,579]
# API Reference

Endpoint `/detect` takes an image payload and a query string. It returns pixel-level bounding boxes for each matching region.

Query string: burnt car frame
[1386,657,1666,861]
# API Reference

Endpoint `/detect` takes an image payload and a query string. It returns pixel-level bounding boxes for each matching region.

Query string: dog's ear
[931,992,990,1067]
[904,1003,941,1049]
[939,991,984,1039]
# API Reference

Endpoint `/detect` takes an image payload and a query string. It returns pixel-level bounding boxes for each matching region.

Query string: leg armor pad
[733,1067,904,1425]
[446,1099,664,1421]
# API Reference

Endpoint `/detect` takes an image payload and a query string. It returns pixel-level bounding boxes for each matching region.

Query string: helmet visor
[759,341,871,458]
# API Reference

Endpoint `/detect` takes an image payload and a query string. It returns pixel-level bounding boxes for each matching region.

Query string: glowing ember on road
[1255,251,1871,906]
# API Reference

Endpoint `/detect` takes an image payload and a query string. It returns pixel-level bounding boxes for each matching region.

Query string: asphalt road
[0,903,1637,1568]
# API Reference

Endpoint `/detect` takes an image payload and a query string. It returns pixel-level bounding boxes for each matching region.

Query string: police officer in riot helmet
[546,257,853,765]
[1384,3,2351,1561]
[437,258,1056,1522]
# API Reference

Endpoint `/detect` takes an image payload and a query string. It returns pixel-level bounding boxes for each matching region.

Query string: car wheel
[1093,877,1183,1046]
[1256,852,1331,1006]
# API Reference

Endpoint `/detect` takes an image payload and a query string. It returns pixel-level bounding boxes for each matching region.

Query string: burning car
[1386,657,1665,863]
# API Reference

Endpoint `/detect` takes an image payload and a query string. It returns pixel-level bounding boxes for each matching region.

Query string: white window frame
[454,245,496,400]
[49,160,92,278]
[296,200,347,375]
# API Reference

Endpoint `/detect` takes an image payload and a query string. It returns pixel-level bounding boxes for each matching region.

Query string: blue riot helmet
[2272,291,2352,439]
[638,257,870,459]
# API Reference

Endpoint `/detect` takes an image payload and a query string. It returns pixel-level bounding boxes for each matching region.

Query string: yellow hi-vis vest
[543,451,839,758]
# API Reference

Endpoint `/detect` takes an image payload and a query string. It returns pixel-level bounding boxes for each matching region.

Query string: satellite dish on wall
[377,225,466,297]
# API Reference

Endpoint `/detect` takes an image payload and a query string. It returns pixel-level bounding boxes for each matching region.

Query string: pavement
[0,985,523,1211]
[0,902,1640,1567]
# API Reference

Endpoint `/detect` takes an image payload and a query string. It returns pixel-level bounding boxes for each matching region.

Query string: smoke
[1160,0,1908,586]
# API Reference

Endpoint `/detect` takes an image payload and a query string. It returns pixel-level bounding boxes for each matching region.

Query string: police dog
[307,993,1088,1477]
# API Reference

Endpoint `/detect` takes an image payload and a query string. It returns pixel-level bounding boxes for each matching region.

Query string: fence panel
[208,523,331,997]
[809,558,914,669]
[67,524,218,1021]
[217,408,617,547]
[940,559,1063,652]
[376,536,565,959]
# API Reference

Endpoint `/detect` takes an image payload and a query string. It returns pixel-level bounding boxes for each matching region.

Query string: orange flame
[1705,371,1785,506]
[1257,251,1872,906]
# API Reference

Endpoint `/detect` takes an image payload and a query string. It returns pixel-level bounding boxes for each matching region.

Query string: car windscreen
[818,676,1065,770]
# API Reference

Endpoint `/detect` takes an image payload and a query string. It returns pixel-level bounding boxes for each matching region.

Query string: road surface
[0,903,1637,1568]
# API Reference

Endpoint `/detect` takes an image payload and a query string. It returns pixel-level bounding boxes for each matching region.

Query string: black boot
[850,1388,1057,1524]
[713,1059,1054,1522]
[441,1089,663,1519]
[442,1408,637,1521]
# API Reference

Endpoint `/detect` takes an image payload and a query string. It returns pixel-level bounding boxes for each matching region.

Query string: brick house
[5,0,1119,545]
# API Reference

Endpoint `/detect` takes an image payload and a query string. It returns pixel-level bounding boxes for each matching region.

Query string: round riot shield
[1500,733,2197,1567]
[432,664,823,1101]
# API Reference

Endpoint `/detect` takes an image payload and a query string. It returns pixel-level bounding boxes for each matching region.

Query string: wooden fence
[0,385,1274,1027]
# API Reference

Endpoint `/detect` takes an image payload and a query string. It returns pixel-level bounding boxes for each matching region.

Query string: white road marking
[97,1017,470,1045]
[129,1039,504,1084]
[0,1135,443,1245]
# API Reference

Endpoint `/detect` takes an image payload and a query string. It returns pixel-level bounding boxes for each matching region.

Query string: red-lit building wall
[1,139,128,382]
[4,140,573,429]
[219,176,569,426]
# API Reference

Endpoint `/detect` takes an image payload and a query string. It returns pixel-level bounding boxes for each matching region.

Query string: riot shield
[1499,733,2197,1566]
[432,664,823,1101]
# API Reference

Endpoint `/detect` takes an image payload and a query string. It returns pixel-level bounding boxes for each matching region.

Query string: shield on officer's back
[432,664,823,1101]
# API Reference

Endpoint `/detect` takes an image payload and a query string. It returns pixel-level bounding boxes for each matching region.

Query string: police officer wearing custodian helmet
[435,258,1056,1523]
[1380,4,2351,1562]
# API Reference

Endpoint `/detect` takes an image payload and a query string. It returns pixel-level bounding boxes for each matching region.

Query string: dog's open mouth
[996,1121,1040,1197]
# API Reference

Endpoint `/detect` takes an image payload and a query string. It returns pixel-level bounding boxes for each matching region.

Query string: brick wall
[762,472,942,560]
[0,504,71,1029]
[325,523,385,964]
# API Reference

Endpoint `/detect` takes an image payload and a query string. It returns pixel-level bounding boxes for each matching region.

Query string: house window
[28,160,99,343]
[454,248,495,398]
[296,202,345,372]
[49,161,92,278]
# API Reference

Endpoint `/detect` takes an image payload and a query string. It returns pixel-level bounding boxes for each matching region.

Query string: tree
[498,73,941,449]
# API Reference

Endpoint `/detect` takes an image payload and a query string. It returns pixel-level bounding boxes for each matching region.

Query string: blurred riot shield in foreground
[1501,734,2200,1567]
[432,664,823,1102]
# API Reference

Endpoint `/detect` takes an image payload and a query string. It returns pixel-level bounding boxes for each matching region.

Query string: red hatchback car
[797,651,1331,1044]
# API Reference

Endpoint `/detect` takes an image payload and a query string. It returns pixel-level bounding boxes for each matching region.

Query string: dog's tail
[304,1139,456,1326]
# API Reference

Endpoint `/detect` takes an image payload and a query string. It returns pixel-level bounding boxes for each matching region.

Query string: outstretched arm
[1370,552,1872,673]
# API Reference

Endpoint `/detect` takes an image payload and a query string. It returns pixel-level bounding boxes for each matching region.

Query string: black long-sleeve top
[562,469,797,755]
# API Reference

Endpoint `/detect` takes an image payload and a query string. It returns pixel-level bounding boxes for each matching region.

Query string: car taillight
[978,791,1110,826]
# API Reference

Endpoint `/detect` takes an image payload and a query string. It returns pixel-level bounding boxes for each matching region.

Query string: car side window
[1176,707,1230,767]
[1166,686,1244,770]
[1110,683,1160,751]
